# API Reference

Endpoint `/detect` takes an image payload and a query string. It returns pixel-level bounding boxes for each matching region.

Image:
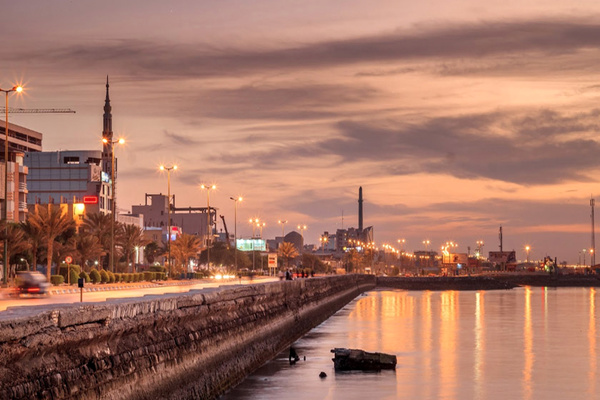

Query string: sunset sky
[3,1,600,263]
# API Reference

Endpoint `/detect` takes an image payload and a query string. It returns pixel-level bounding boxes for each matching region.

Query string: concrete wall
[0,275,375,400]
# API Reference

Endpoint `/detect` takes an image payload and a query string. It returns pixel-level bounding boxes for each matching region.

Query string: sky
[2,0,600,264]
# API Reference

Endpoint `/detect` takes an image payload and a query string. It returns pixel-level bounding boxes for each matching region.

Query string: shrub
[79,271,90,283]
[149,265,166,273]
[69,269,80,285]
[89,268,101,284]
[144,271,156,281]
[108,271,116,283]
[156,272,167,281]
[123,273,130,283]
[114,273,121,282]
[59,263,81,282]
[100,269,109,283]
[50,275,64,285]
[136,273,143,282]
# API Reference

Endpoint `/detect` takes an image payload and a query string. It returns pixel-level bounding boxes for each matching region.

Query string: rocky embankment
[0,275,375,400]
[377,276,518,290]
[378,274,600,290]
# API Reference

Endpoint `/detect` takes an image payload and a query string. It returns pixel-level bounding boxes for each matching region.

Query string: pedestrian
[278,270,284,280]
[285,270,292,280]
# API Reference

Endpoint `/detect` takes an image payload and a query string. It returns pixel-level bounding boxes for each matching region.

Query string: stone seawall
[0,275,375,400]
[377,276,518,290]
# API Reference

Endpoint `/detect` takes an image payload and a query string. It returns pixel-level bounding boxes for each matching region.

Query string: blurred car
[14,271,51,296]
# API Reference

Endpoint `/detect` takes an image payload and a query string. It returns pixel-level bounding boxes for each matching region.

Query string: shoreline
[377,274,600,290]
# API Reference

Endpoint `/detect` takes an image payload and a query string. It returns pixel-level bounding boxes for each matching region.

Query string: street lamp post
[583,249,587,267]
[249,218,259,270]
[398,238,405,269]
[160,164,177,277]
[297,225,307,254]
[230,197,242,271]
[525,245,531,263]
[278,219,287,240]
[1,84,22,284]
[102,137,124,273]
[200,184,216,268]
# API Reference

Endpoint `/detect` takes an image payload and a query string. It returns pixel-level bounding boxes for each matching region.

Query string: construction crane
[220,215,231,249]
[0,108,75,114]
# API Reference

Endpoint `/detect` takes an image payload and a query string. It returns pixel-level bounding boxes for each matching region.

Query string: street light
[297,224,307,254]
[583,248,587,267]
[320,235,329,252]
[159,164,177,277]
[476,240,484,258]
[398,238,406,268]
[525,245,531,263]
[102,137,125,273]
[278,219,287,239]
[229,196,242,271]
[249,218,260,270]
[200,184,216,268]
[1,84,23,284]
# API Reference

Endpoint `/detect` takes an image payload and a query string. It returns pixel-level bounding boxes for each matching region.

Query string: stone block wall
[0,274,375,400]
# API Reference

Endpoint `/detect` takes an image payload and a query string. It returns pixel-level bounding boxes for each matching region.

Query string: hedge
[79,271,90,283]
[89,269,101,283]
[50,275,64,285]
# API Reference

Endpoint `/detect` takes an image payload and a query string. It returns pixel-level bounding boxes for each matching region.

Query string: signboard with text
[236,239,266,252]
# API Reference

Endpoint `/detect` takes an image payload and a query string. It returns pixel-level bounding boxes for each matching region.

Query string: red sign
[65,256,73,264]
[83,196,98,204]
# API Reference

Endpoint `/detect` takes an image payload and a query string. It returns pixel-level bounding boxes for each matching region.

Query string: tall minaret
[102,76,113,176]
[358,186,363,232]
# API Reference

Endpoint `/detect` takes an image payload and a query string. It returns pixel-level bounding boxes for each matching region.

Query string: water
[223,287,600,400]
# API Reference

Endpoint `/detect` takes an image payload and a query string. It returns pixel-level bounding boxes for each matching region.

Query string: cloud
[8,18,600,81]
[163,130,201,146]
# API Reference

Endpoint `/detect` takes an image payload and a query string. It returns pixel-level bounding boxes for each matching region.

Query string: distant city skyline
[3,1,600,263]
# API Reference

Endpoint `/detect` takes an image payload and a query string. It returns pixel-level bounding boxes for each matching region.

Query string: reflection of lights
[215,274,223,280]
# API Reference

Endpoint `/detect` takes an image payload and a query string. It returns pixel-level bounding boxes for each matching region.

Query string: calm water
[223,287,600,400]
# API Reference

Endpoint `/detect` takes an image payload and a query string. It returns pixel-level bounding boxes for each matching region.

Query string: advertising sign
[236,239,266,252]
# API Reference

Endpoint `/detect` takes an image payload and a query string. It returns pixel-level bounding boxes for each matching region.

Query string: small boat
[330,348,397,371]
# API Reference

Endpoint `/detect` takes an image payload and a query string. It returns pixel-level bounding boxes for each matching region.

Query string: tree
[64,233,105,269]
[344,248,362,273]
[21,219,44,270]
[81,212,112,268]
[144,241,163,264]
[28,206,75,280]
[118,224,150,272]
[278,242,299,269]
[170,234,203,275]
[0,223,30,280]
[301,252,330,274]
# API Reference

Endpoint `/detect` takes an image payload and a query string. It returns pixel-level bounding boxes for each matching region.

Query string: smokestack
[358,186,363,231]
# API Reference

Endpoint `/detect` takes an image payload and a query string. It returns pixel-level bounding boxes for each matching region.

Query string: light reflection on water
[222,287,600,400]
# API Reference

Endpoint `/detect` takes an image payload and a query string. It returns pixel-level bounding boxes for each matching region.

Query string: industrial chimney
[358,186,363,232]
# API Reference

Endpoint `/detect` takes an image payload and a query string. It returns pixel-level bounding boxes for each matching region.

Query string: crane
[220,215,231,249]
[0,108,75,114]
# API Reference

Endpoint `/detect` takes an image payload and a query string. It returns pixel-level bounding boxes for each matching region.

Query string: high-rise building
[0,121,43,222]
[24,78,117,218]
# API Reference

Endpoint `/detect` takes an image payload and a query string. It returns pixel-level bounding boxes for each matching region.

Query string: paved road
[0,277,278,313]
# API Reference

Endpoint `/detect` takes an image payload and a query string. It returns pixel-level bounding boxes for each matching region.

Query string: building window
[64,156,80,164]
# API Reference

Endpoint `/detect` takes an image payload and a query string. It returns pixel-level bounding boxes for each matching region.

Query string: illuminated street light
[229,196,242,271]
[200,184,217,268]
[525,245,531,263]
[423,239,430,250]
[102,137,125,273]
[278,219,287,239]
[248,218,260,270]
[297,224,307,254]
[159,164,177,277]
[1,84,23,284]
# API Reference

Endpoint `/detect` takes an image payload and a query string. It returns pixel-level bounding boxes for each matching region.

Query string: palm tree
[28,206,75,280]
[21,219,44,270]
[63,233,105,269]
[344,248,362,273]
[118,224,150,272]
[144,241,163,264]
[0,223,30,280]
[278,242,299,269]
[170,234,203,275]
[81,212,112,268]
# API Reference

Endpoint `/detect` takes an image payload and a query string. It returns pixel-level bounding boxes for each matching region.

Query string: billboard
[236,239,266,252]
